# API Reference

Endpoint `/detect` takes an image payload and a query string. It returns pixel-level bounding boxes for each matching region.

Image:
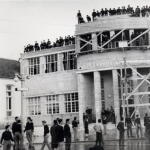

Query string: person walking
[40,120,51,150]
[144,113,149,137]
[84,117,89,140]
[12,117,23,150]
[102,113,107,135]
[93,119,104,147]
[0,125,14,150]
[50,120,59,150]
[134,114,143,138]
[57,119,64,150]
[24,117,34,149]
[117,118,125,146]
[64,119,71,150]
[125,115,133,137]
[72,117,79,142]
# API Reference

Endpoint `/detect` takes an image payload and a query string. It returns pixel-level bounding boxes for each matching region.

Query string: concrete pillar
[78,73,86,141]
[75,36,80,53]
[40,56,46,74]
[58,53,64,71]
[94,71,102,122]
[132,68,139,115]
[41,96,47,115]
[148,31,150,45]
[92,33,97,50]
[112,69,120,124]
[59,94,65,114]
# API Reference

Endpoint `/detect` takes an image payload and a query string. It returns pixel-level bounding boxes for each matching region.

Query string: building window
[45,54,57,73]
[28,97,41,115]
[101,78,105,110]
[46,95,59,114]
[28,57,40,75]
[65,93,79,113]
[63,51,77,70]
[6,85,12,117]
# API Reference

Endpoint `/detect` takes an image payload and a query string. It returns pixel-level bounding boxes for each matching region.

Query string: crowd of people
[24,36,75,53]
[77,5,150,24]
[0,116,79,150]
[1,112,150,150]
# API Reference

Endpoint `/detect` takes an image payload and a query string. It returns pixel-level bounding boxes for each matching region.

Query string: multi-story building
[20,14,150,129]
[0,58,20,126]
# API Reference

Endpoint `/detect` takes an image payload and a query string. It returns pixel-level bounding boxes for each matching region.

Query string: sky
[0,0,149,61]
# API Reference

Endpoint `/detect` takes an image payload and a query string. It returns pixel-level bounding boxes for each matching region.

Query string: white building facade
[21,15,150,128]
[0,59,21,126]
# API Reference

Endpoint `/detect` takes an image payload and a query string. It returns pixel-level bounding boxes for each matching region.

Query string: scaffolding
[119,41,150,120]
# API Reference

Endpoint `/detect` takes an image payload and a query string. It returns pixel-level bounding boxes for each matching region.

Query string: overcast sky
[0,0,149,60]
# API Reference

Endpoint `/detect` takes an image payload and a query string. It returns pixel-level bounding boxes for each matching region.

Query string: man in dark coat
[92,9,97,21]
[144,113,149,137]
[64,119,71,150]
[125,115,133,137]
[117,118,125,146]
[50,120,59,150]
[57,119,64,150]
[72,117,79,142]
[12,117,23,150]
[134,114,143,138]
[0,125,14,150]
[84,117,89,140]
[24,117,34,149]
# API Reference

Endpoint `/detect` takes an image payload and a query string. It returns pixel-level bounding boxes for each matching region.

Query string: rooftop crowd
[24,35,75,53]
[77,5,150,24]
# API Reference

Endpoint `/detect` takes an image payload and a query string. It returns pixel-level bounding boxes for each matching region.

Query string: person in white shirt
[93,119,104,147]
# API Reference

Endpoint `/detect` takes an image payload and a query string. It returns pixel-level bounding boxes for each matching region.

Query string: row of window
[80,29,149,52]
[6,85,12,117]
[28,51,77,75]
[27,93,79,116]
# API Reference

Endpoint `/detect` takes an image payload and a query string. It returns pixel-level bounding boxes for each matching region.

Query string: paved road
[22,139,150,150]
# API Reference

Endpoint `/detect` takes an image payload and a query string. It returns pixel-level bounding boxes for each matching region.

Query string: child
[0,125,14,150]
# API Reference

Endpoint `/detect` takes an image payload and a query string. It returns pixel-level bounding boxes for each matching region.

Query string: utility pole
[15,74,28,149]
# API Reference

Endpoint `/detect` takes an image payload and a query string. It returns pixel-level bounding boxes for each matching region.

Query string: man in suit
[64,119,71,150]
[57,119,64,150]
[50,120,59,150]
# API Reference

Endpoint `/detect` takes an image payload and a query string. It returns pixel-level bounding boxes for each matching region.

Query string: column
[112,69,120,124]
[148,31,150,45]
[92,33,97,50]
[41,96,47,115]
[58,53,64,71]
[75,36,80,53]
[132,68,139,115]
[40,56,46,74]
[94,71,102,122]
[78,73,86,141]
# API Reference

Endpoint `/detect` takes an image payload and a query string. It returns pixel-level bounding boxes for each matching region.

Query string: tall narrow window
[28,97,41,115]
[6,85,12,117]
[28,57,40,75]
[63,51,77,70]
[65,93,79,113]
[45,54,57,73]
[46,95,59,114]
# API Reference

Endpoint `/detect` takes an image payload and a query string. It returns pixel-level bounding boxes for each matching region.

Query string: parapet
[75,15,150,35]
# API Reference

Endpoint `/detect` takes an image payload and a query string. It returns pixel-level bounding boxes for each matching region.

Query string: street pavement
[24,139,150,150]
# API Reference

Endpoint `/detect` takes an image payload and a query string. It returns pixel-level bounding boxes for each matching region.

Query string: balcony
[21,44,76,58]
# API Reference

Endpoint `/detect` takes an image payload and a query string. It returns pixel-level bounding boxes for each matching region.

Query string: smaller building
[0,58,21,126]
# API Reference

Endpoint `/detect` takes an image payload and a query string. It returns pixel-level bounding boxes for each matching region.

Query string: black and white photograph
[0,0,150,149]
